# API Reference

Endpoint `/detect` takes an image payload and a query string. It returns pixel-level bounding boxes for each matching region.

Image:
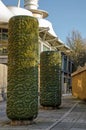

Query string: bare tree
[66,30,86,71]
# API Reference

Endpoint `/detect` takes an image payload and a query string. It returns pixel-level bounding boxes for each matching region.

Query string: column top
[24,0,39,10]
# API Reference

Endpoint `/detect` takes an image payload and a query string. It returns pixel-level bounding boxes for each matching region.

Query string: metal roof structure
[24,0,71,54]
[0,0,71,54]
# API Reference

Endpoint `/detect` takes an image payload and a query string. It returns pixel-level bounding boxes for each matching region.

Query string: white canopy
[38,18,57,37]
[0,1,13,23]
[0,0,32,23]
[0,1,56,38]
[7,6,32,16]
[0,0,70,53]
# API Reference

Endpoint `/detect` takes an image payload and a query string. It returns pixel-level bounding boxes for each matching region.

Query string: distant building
[0,0,73,100]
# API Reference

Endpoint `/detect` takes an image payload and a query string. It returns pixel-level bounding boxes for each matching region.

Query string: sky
[2,0,86,43]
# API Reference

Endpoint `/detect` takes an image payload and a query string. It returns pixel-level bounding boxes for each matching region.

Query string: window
[43,44,50,51]
[64,57,67,71]
[0,28,8,55]
[2,29,8,40]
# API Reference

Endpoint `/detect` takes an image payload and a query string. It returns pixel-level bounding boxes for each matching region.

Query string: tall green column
[40,51,62,107]
[7,16,39,121]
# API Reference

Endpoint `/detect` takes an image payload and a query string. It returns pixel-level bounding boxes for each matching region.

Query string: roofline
[39,27,71,54]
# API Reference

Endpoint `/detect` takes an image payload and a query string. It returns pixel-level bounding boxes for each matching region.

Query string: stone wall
[0,64,7,101]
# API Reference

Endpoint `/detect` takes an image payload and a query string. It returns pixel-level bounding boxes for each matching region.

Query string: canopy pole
[17,0,20,7]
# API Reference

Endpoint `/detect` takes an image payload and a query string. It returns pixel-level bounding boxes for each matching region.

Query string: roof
[38,18,57,37]
[72,65,86,76]
[0,1,71,54]
[0,1,32,23]
[7,6,32,16]
[38,19,71,54]
[0,1,13,23]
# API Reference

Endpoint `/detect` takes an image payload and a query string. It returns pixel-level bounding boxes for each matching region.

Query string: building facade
[0,0,73,101]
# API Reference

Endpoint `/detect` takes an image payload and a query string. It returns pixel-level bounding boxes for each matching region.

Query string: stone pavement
[0,94,86,130]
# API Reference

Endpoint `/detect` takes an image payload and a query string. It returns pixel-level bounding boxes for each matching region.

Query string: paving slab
[0,95,86,130]
[70,128,86,130]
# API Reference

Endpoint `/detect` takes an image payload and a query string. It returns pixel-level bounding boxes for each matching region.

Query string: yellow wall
[72,67,86,100]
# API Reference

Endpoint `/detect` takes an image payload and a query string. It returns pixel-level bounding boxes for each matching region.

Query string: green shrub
[40,51,62,107]
[7,16,39,120]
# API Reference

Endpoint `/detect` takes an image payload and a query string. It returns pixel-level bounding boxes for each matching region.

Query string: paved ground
[0,94,86,130]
